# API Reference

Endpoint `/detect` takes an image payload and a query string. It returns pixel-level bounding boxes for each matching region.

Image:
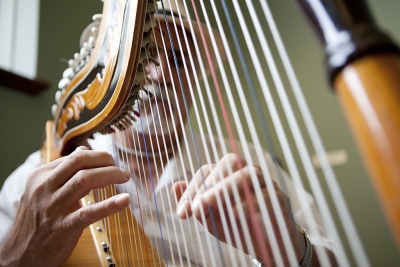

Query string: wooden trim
[335,53,400,251]
[0,68,49,95]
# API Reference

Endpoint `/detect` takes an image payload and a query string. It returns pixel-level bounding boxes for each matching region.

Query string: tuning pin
[82,42,88,50]
[62,68,74,79]
[58,77,70,89]
[88,36,95,49]
[141,34,151,48]
[68,59,77,68]
[92,14,102,21]
[55,90,62,104]
[80,47,88,57]
[143,21,153,33]
[91,27,99,36]
[74,53,80,61]
[51,104,58,118]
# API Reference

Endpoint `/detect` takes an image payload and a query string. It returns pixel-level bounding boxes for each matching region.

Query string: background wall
[0,0,399,266]
[0,0,103,187]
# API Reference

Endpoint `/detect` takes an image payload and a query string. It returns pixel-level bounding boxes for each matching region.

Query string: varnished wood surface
[58,0,112,105]
[41,0,164,264]
[62,186,165,266]
[335,53,400,250]
[55,0,148,155]
[63,227,101,266]
[102,186,165,266]
[41,120,61,164]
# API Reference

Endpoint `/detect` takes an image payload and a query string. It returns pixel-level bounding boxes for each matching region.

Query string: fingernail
[76,146,89,151]
[115,193,130,206]
[192,197,201,210]
[122,169,131,180]
[177,199,189,217]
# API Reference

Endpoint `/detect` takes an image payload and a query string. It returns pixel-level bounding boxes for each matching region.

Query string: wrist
[0,225,28,267]
[0,241,18,267]
[250,225,312,267]
[297,225,313,267]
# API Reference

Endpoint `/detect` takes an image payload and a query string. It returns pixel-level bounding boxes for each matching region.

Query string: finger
[177,154,247,219]
[191,165,266,219]
[62,193,130,230]
[53,166,131,208]
[178,164,214,203]
[75,145,89,151]
[197,153,246,193]
[172,181,188,202]
[176,164,214,219]
[26,155,64,180]
[49,149,116,189]
[179,153,242,197]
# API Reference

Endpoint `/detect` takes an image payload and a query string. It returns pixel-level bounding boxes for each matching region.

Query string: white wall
[0,0,40,79]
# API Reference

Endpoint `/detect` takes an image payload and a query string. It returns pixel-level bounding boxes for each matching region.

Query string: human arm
[0,148,130,267]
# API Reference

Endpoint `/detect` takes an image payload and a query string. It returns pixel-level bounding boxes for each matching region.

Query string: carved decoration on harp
[42,0,166,266]
[47,0,157,157]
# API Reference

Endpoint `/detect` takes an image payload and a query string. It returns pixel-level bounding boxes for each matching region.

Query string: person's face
[116,22,198,154]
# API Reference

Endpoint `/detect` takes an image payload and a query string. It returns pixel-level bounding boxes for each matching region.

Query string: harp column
[295,0,400,250]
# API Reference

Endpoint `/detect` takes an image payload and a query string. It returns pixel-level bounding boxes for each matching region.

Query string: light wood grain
[335,53,400,250]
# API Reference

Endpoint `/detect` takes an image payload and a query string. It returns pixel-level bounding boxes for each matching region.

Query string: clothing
[0,133,333,266]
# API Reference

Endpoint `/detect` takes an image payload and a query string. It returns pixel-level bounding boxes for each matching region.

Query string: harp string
[187,0,274,264]
[136,91,171,265]
[161,1,251,266]
[117,2,227,264]
[215,1,335,266]
[168,4,255,267]
[100,0,290,266]
[147,13,216,266]
[154,2,226,266]
[145,33,228,266]
[139,73,187,266]
[172,0,284,266]
[159,4,232,266]
[226,1,336,265]
[144,39,205,266]
[230,1,349,266]
[189,0,308,266]
[171,1,263,265]
[149,0,248,266]
[215,0,304,266]
[116,138,134,265]
[175,2,259,265]
[180,1,351,267]
[257,1,370,266]
[87,0,373,266]
[120,132,151,265]
[141,56,181,267]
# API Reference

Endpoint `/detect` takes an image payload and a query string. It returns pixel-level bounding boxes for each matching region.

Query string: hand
[172,153,306,265]
[0,147,131,267]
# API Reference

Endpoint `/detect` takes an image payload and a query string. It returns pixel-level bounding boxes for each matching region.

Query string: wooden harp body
[42,0,165,265]
[41,0,400,266]
[295,0,400,251]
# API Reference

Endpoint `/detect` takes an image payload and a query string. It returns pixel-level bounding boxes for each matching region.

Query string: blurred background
[0,0,399,265]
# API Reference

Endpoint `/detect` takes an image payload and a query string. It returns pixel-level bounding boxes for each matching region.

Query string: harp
[41,0,400,266]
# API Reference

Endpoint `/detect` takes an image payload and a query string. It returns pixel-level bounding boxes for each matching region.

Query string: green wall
[0,0,103,186]
[0,0,399,266]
